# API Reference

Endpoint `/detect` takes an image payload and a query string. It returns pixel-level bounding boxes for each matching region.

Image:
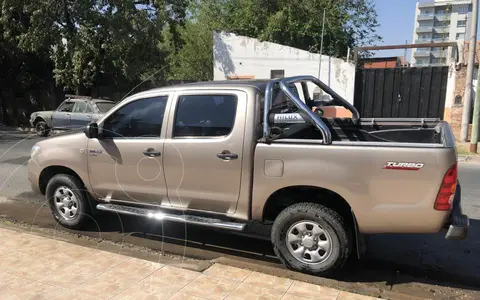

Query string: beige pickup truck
[27,75,468,275]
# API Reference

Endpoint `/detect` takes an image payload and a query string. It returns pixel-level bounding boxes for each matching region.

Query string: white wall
[213,31,356,104]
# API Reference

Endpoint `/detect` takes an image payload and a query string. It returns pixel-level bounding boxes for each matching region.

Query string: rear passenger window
[174,95,237,137]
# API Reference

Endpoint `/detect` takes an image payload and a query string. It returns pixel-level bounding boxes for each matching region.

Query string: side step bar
[96,203,246,231]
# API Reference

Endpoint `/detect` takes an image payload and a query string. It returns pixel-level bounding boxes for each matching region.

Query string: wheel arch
[38,165,85,195]
[262,185,365,259]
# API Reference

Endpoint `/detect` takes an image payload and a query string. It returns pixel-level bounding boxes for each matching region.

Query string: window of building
[102,96,168,138]
[173,95,237,137]
[456,33,466,40]
[458,20,467,27]
[270,70,285,79]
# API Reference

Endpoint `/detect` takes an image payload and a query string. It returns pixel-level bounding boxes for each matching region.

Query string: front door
[87,94,171,206]
[52,101,74,129]
[163,91,246,214]
[70,101,93,128]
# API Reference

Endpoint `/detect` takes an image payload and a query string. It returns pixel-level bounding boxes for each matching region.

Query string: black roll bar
[262,75,360,145]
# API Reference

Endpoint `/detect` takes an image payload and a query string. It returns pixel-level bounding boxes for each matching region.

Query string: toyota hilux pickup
[27,75,469,275]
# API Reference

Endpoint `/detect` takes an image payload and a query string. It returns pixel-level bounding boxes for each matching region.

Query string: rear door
[163,90,247,214]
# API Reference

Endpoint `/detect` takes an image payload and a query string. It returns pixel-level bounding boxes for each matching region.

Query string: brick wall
[448,66,472,140]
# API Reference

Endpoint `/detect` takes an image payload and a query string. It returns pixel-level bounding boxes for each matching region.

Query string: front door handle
[217,150,238,160]
[143,148,161,157]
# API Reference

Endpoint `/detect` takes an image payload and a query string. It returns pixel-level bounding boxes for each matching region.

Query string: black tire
[271,203,352,276]
[35,120,50,137]
[46,174,93,229]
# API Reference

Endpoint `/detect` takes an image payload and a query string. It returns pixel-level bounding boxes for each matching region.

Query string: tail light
[434,163,457,211]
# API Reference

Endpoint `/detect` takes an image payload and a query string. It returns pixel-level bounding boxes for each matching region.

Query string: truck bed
[285,117,448,145]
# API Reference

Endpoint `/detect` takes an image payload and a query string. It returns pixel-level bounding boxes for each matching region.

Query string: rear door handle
[143,148,161,157]
[217,150,238,160]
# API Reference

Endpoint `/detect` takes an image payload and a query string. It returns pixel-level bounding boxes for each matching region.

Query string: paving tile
[0,233,34,249]
[111,281,178,300]
[8,256,70,280]
[52,291,100,300]
[280,294,314,300]
[0,251,38,273]
[7,281,68,300]
[203,264,252,282]
[286,280,340,299]
[142,265,200,289]
[38,264,105,289]
[225,282,284,300]
[181,274,240,300]
[243,271,293,293]
[73,274,137,300]
[101,257,164,281]
[0,244,12,255]
[74,250,130,273]
[0,273,33,293]
[168,292,209,300]
[42,244,99,263]
[20,238,72,255]
[337,291,377,300]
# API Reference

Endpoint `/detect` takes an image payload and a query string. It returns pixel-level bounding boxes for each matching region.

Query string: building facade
[411,0,473,66]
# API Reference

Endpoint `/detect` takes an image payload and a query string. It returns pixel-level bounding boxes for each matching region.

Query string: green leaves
[168,0,381,81]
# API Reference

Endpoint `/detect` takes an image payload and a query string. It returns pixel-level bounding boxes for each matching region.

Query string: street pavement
[1,131,480,297]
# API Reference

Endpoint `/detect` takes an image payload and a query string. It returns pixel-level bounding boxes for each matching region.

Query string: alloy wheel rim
[53,186,79,220]
[286,220,333,264]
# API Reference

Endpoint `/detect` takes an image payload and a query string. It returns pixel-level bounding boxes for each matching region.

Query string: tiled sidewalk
[0,228,378,300]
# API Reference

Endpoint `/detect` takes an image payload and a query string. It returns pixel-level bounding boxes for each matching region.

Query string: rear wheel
[35,120,50,137]
[46,174,92,229]
[271,203,352,276]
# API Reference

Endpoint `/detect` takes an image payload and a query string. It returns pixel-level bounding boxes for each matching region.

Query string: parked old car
[27,76,468,276]
[29,95,117,137]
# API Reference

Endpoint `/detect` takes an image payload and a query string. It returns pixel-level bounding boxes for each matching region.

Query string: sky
[372,0,480,60]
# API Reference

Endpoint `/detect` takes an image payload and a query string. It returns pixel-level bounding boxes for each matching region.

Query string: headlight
[31,144,40,157]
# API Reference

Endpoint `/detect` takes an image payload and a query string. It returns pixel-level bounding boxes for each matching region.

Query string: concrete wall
[213,31,356,104]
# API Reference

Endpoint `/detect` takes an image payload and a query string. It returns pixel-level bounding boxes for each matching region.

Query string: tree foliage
[170,0,381,81]
[0,0,380,125]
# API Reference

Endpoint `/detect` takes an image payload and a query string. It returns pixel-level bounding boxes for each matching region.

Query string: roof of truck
[148,79,273,94]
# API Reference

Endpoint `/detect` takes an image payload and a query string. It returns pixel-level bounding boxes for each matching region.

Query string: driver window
[101,96,168,139]
[57,101,74,112]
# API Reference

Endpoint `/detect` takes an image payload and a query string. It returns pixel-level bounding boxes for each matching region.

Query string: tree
[168,0,381,81]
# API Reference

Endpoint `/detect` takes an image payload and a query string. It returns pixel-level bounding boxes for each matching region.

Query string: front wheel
[46,174,93,229]
[271,203,352,276]
[35,120,50,137]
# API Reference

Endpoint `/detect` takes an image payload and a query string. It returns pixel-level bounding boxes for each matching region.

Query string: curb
[458,155,480,163]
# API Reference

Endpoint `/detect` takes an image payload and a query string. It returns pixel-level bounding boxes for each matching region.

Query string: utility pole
[460,0,478,142]
[471,66,480,153]
[317,9,326,79]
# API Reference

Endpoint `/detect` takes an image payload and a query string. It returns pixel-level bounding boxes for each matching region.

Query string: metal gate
[353,66,449,119]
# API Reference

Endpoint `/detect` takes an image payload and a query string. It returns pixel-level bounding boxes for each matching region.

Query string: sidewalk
[0,228,379,300]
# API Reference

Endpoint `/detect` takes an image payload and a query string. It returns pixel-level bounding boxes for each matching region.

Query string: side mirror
[85,122,99,139]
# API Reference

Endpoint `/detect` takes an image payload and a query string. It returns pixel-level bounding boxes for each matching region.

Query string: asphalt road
[1,131,480,298]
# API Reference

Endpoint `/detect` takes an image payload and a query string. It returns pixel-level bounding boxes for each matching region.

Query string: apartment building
[411,0,473,66]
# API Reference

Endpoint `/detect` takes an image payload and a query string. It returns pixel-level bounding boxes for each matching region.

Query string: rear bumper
[444,181,469,240]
